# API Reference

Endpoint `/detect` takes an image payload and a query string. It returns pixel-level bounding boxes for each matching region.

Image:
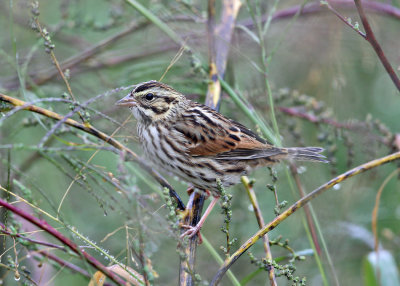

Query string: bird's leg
[186,186,195,196]
[178,187,196,221]
[180,195,219,242]
[180,187,210,221]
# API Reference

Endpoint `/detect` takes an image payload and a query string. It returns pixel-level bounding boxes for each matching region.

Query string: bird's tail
[287,147,329,163]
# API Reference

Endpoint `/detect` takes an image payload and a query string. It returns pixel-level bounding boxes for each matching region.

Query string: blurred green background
[0,0,400,285]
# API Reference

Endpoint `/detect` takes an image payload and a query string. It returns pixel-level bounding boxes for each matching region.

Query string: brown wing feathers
[172,102,327,163]
[174,103,282,160]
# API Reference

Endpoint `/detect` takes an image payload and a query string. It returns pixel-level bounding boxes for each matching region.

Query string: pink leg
[180,196,219,241]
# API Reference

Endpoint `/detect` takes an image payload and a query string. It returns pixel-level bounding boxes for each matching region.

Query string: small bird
[116,80,327,238]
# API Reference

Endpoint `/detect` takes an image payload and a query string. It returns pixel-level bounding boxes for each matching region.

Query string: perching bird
[117,80,327,237]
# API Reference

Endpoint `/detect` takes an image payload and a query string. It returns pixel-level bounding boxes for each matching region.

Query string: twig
[0,261,38,285]
[321,1,366,37]
[277,106,360,129]
[210,151,400,285]
[241,176,277,286]
[353,0,400,92]
[136,199,150,286]
[289,163,340,286]
[238,0,400,28]
[322,0,400,92]
[3,15,199,90]
[5,1,399,90]
[32,16,85,123]
[35,19,146,83]
[372,169,400,253]
[0,93,185,211]
[370,168,400,284]
[0,198,129,285]
[179,192,205,285]
[34,250,91,278]
[288,165,321,255]
[277,105,396,148]
[1,19,149,90]
[0,223,67,251]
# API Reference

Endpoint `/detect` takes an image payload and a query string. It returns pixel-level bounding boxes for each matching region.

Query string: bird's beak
[116,94,136,107]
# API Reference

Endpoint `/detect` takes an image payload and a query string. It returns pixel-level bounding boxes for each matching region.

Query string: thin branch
[136,198,150,286]
[277,106,360,129]
[2,20,149,90]
[371,169,400,253]
[54,44,179,83]
[2,14,204,90]
[322,0,400,92]
[0,261,38,285]
[0,223,67,251]
[353,0,400,92]
[210,151,400,285]
[4,1,399,92]
[4,1,399,91]
[288,165,321,255]
[241,176,277,286]
[32,17,85,123]
[34,250,91,278]
[238,0,400,28]
[277,105,397,148]
[321,1,366,37]
[289,163,340,286]
[0,93,185,210]
[0,198,129,285]
[179,192,205,285]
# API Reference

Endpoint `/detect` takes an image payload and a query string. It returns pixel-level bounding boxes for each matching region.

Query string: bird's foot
[180,223,203,243]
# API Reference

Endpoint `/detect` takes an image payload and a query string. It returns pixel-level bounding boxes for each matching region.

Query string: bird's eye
[145,93,154,101]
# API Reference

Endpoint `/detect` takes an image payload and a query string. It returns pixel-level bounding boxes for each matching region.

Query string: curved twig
[239,0,400,27]
[210,151,400,285]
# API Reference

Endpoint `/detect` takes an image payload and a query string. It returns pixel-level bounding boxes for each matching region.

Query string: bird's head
[116,80,186,124]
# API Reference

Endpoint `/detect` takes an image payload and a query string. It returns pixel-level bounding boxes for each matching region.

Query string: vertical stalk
[242,176,277,286]
[179,192,205,285]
